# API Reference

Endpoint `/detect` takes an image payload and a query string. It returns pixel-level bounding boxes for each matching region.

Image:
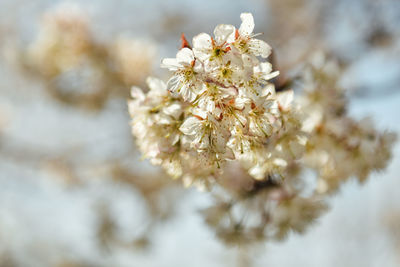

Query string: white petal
[193,49,210,62]
[156,113,173,125]
[262,71,279,81]
[219,86,237,97]
[192,108,208,119]
[130,86,145,101]
[233,96,248,110]
[181,84,197,102]
[239,13,255,36]
[163,102,182,119]
[213,136,226,153]
[180,116,202,136]
[213,24,235,44]
[193,60,204,73]
[277,90,293,111]
[261,121,272,136]
[192,33,213,50]
[176,47,194,64]
[166,75,182,93]
[212,124,229,153]
[195,132,209,150]
[254,62,272,74]
[262,98,275,110]
[242,54,258,68]
[248,39,271,58]
[262,84,276,96]
[199,96,215,113]
[160,58,180,70]
[146,77,166,93]
[226,31,236,43]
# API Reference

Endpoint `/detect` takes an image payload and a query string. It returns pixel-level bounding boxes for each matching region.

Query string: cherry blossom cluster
[129,14,395,245]
[129,13,306,188]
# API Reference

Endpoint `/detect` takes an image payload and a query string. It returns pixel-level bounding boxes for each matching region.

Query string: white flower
[229,13,272,58]
[179,110,234,163]
[248,96,280,137]
[161,48,204,102]
[192,24,235,62]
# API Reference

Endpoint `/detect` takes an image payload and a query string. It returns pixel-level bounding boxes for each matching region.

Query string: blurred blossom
[26,3,91,77]
[297,54,397,194]
[110,37,156,87]
[21,3,156,110]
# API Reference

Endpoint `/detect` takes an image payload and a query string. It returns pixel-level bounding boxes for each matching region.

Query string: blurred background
[0,0,399,266]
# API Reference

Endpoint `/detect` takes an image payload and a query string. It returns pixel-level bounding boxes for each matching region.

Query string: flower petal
[163,102,182,119]
[130,86,145,101]
[248,38,271,58]
[213,24,235,44]
[254,62,272,74]
[239,13,255,36]
[180,83,197,102]
[160,58,180,70]
[277,90,294,111]
[180,116,202,136]
[193,33,213,50]
[176,47,194,65]
[193,33,213,61]
[166,75,182,93]
[146,77,166,93]
[262,71,279,81]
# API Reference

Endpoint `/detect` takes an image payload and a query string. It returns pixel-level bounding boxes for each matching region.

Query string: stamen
[235,29,240,40]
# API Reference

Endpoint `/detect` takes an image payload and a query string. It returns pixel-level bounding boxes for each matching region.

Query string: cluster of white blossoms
[130,14,395,245]
[130,13,307,188]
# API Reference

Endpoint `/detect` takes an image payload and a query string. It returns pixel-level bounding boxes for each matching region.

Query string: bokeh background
[0,0,399,266]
